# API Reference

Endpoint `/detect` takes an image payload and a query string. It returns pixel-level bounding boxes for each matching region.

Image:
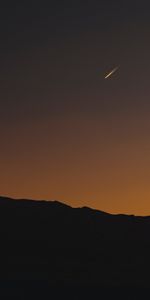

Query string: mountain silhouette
[0,196,150,298]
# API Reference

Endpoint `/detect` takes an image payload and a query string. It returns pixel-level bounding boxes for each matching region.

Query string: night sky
[1,1,150,214]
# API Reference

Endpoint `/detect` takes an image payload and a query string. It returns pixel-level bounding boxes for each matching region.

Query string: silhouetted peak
[0,196,72,211]
[0,196,150,221]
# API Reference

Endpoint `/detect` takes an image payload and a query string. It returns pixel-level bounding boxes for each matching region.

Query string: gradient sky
[1,0,150,214]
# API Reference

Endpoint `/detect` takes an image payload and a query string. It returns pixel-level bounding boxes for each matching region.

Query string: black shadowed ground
[0,196,150,299]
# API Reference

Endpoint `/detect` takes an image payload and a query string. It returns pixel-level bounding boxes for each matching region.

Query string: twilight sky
[1,0,150,214]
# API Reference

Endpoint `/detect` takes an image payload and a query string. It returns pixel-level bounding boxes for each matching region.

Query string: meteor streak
[104,66,119,79]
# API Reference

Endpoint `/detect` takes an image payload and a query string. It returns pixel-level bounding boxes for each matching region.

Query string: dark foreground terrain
[0,196,150,299]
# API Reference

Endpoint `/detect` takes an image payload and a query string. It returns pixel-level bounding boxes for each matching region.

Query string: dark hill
[0,196,150,290]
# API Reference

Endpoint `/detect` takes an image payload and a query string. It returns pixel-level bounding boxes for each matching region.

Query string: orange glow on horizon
[1,114,150,216]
